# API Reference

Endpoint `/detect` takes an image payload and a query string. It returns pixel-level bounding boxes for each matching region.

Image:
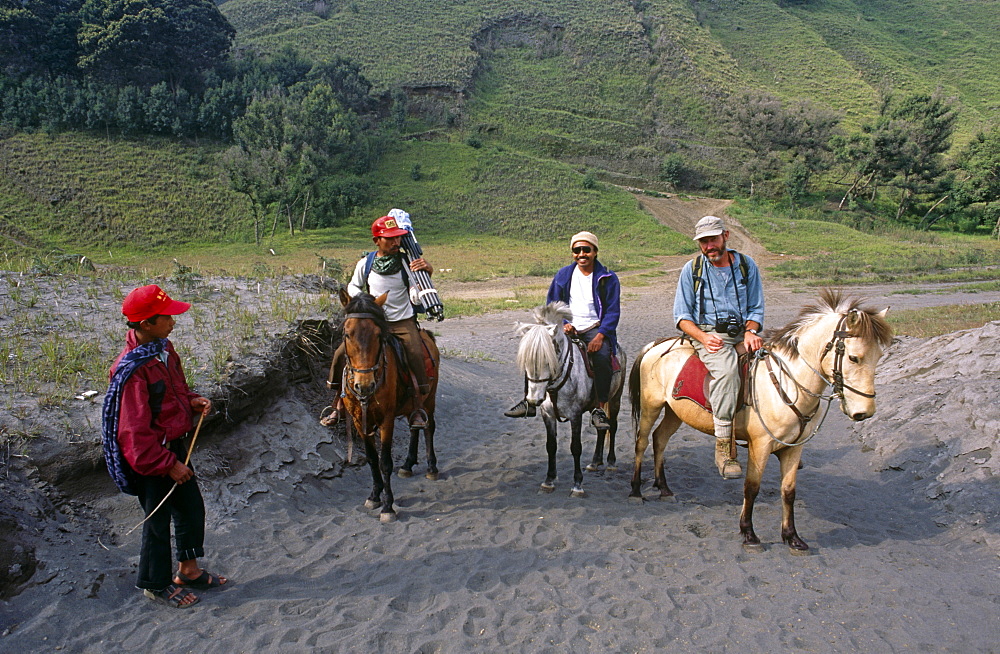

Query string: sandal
[143,584,199,609]
[174,570,229,590]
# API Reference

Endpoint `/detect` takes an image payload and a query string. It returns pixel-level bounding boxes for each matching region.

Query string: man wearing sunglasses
[505,231,621,430]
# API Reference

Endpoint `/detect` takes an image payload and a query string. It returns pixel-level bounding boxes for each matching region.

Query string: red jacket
[109,331,199,477]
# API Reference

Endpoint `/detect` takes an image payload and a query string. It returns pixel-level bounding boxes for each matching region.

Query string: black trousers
[134,440,205,591]
[578,326,612,404]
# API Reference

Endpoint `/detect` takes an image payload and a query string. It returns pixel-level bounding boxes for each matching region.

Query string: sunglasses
[572,246,593,254]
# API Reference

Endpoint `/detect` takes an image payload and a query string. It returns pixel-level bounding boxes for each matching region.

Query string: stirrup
[409,408,428,428]
[590,408,610,430]
[504,399,536,418]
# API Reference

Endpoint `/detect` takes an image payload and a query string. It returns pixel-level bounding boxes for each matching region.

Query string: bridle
[342,312,388,435]
[750,311,876,447]
[817,313,877,400]
[525,331,574,392]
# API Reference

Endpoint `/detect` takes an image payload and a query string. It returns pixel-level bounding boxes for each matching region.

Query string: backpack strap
[691,251,749,319]
[363,251,410,295]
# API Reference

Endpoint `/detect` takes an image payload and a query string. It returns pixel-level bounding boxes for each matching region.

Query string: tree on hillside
[77,0,234,89]
[0,0,83,78]
[836,92,957,222]
[223,82,371,243]
[724,91,839,201]
[953,128,1000,237]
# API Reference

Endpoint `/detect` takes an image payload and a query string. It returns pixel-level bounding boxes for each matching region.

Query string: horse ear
[878,307,889,318]
[374,292,389,306]
[338,287,351,308]
[515,321,530,335]
[845,309,861,328]
[546,324,560,337]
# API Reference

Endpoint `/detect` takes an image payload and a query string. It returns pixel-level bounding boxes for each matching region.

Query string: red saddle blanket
[671,353,749,414]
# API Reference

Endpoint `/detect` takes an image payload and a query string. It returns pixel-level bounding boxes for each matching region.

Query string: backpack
[362,251,424,313]
[691,251,749,316]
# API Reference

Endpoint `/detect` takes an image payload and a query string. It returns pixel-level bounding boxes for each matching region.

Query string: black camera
[715,315,742,338]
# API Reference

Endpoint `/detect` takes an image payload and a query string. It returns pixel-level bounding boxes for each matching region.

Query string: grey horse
[515,302,627,496]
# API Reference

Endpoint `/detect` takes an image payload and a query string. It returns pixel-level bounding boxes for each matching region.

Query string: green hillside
[0,133,250,252]
[1,0,998,275]
[222,0,1000,166]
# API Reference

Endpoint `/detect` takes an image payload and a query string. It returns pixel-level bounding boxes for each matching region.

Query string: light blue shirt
[673,251,764,328]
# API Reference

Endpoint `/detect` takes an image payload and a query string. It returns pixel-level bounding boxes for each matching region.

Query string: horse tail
[628,343,652,437]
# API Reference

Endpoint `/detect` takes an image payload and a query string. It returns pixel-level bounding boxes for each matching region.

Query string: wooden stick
[124,411,207,537]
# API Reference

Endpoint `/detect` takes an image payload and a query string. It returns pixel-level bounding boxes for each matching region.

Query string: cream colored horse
[628,290,892,553]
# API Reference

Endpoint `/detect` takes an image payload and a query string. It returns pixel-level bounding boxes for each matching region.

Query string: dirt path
[3,202,1000,650]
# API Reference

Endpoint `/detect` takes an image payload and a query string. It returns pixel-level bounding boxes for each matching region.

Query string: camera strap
[701,252,745,328]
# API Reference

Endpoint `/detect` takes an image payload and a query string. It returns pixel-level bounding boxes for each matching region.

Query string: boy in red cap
[102,284,228,608]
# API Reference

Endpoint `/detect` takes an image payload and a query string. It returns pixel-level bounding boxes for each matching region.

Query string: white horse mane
[515,302,571,376]
[531,301,572,326]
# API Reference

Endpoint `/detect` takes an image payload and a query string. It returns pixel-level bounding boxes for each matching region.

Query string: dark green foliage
[659,153,686,189]
[0,0,83,78]
[724,91,839,196]
[952,128,1000,235]
[223,81,377,242]
[77,0,235,88]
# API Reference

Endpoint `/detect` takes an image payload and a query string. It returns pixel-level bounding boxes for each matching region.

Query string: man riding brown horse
[327,215,435,428]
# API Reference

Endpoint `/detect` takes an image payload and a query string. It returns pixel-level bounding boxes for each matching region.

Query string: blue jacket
[547,260,621,354]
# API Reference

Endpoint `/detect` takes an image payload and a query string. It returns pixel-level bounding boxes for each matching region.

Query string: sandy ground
[2,202,1000,651]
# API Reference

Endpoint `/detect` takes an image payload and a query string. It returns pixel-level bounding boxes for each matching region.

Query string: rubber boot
[713,418,742,479]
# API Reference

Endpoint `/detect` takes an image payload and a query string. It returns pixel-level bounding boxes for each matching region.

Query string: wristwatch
[746,328,759,335]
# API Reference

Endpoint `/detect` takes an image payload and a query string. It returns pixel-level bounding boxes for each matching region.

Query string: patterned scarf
[100,337,167,495]
[371,253,403,275]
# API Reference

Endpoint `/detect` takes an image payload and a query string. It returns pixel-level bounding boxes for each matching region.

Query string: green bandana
[371,253,403,275]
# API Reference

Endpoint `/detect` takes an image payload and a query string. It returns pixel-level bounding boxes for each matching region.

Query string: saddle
[388,331,436,395]
[569,336,621,379]
[671,345,751,414]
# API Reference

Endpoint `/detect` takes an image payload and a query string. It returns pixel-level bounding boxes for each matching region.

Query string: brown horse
[628,290,892,553]
[337,288,440,523]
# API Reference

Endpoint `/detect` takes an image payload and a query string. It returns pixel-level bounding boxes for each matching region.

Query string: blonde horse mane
[769,289,894,359]
[515,302,572,377]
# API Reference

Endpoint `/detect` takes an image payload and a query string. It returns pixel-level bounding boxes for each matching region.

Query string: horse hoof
[539,483,555,493]
[606,464,618,472]
[570,488,587,498]
[628,495,645,504]
[379,512,397,524]
[585,463,600,472]
[788,545,811,556]
[743,542,764,553]
[425,471,439,481]
[364,499,381,510]
[397,468,413,478]
[656,494,676,503]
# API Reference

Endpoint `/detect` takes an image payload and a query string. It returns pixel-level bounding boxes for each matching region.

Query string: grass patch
[888,302,1000,338]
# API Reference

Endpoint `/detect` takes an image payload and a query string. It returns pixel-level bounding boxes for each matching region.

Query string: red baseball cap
[122,285,190,322]
[371,215,409,238]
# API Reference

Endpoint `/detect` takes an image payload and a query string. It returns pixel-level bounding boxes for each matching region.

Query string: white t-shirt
[569,266,600,331]
[347,258,414,322]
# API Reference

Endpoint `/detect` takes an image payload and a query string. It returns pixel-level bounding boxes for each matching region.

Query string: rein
[748,312,873,447]
[342,312,389,437]
[525,330,579,422]
[749,349,835,447]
